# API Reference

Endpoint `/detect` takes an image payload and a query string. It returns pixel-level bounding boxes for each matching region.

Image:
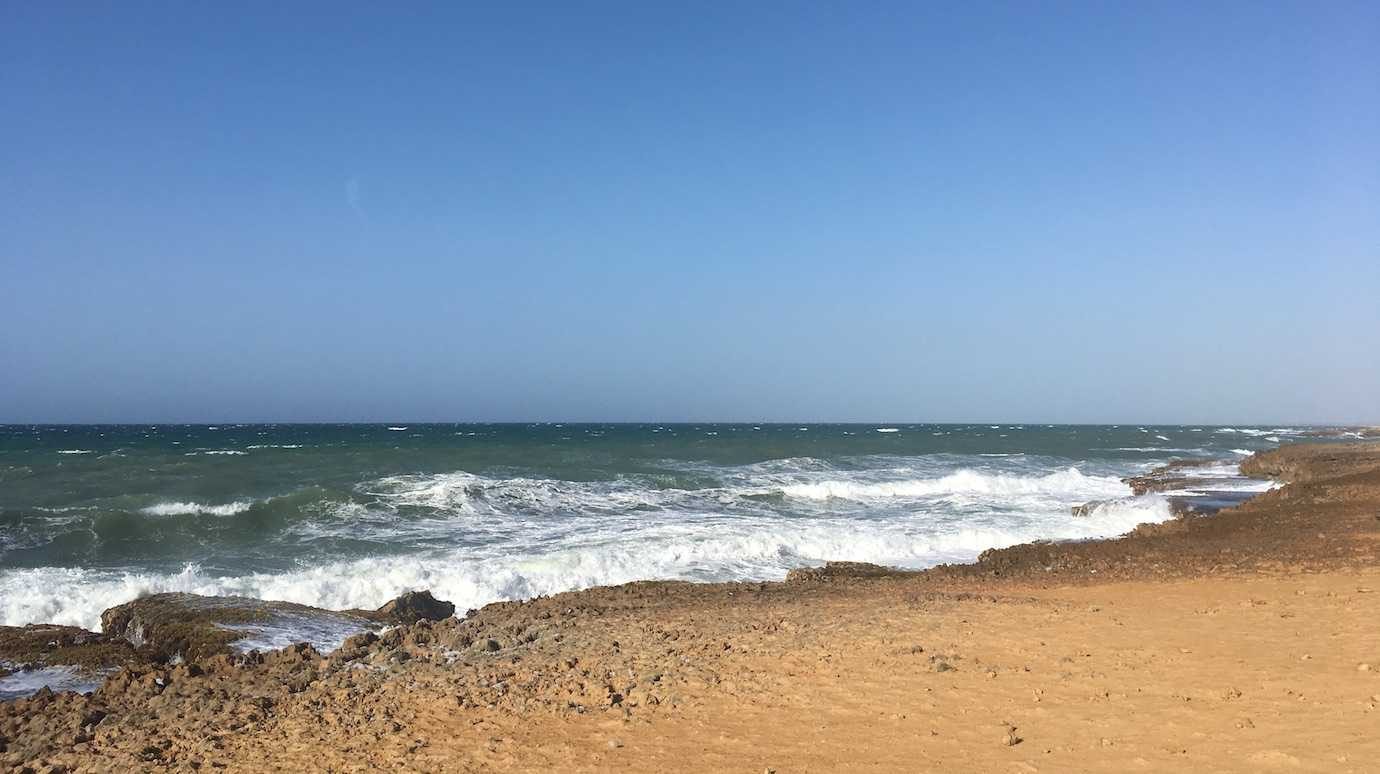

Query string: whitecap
[779,467,1126,502]
[141,501,254,517]
[0,493,1174,632]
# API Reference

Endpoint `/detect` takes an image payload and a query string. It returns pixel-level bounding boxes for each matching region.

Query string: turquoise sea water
[0,423,1293,631]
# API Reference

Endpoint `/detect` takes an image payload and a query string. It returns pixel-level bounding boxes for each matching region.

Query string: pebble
[607,738,624,749]
[1358,663,1372,672]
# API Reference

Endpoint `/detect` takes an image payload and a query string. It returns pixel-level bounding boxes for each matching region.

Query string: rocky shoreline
[0,590,456,700]
[3,441,1379,771]
[0,453,1254,693]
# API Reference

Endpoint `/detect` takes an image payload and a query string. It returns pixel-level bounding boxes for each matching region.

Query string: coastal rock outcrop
[1240,442,1380,484]
[0,625,142,702]
[99,593,358,661]
[1122,459,1216,495]
[1070,500,1112,518]
[365,590,456,625]
[785,561,912,583]
[0,625,137,674]
[98,589,459,663]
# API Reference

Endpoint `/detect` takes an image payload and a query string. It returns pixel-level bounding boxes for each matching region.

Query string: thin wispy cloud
[344,176,366,222]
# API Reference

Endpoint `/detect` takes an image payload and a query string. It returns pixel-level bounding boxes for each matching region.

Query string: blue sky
[3,2,1377,423]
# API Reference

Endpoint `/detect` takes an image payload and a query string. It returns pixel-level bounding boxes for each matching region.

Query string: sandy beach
[4,441,1379,773]
[8,3,1377,769]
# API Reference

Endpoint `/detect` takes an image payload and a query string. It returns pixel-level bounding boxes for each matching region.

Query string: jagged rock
[1123,459,1216,495]
[371,590,455,625]
[97,590,459,663]
[0,625,138,673]
[784,562,911,583]
[100,593,376,662]
[1071,500,1111,518]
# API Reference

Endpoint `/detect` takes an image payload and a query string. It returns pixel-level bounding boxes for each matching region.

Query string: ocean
[0,423,1290,633]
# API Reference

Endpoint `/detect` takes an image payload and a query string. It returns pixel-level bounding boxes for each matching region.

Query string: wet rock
[100,593,377,662]
[0,625,139,673]
[1124,459,1217,495]
[368,591,456,625]
[784,562,912,583]
[0,625,142,699]
[1071,500,1111,518]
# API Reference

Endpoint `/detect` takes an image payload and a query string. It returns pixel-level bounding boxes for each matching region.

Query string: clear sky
[3,2,1377,424]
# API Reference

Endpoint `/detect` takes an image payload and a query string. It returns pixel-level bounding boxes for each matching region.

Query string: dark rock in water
[98,590,459,663]
[1123,459,1217,495]
[0,625,137,672]
[1071,500,1111,518]
[370,590,455,625]
[100,593,379,662]
[784,561,912,583]
[0,625,139,701]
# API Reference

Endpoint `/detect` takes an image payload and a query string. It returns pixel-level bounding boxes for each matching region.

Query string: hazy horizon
[5,3,1378,425]
[2,418,1373,428]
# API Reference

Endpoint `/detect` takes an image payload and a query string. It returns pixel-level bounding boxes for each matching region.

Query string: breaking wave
[778,468,1125,502]
[0,493,1172,631]
[140,500,254,517]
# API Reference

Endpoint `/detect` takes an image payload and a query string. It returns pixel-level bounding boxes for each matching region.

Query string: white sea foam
[779,468,1126,502]
[0,492,1172,632]
[1103,447,1204,453]
[387,427,408,431]
[218,612,372,654]
[876,428,900,433]
[184,450,248,456]
[141,500,254,517]
[56,450,93,455]
[355,465,1130,521]
[1161,479,1278,495]
[1176,462,1243,478]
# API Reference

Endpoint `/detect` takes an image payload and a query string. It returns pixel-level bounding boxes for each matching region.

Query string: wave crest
[780,467,1126,502]
[140,501,254,517]
[1,494,1172,632]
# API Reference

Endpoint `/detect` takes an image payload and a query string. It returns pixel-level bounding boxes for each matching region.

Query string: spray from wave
[140,501,254,517]
[2,489,1173,631]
